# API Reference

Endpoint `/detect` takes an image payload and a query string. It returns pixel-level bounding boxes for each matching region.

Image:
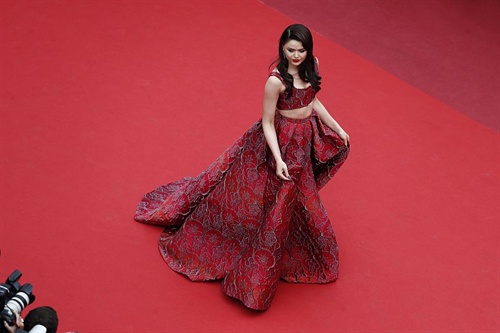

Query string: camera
[0,270,36,331]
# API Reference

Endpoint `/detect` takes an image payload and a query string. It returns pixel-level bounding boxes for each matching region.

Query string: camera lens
[5,291,31,314]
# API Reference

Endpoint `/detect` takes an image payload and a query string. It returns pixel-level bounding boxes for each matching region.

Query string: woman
[135,24,350,310]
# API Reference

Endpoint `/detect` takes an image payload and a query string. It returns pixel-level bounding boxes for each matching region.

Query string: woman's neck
[287,63,299,74]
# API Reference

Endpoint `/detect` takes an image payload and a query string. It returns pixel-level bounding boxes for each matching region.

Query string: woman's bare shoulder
[265,75,284,93]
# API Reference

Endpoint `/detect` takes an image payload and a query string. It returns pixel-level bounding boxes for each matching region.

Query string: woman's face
[282,39,307,67]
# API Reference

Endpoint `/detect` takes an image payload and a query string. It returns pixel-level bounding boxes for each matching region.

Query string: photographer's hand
[3,313,24,333]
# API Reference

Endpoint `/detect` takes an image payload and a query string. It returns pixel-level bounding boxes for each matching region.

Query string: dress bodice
[269,71,317,110]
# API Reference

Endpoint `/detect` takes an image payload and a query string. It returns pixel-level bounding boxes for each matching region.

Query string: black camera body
[0,270,35,331]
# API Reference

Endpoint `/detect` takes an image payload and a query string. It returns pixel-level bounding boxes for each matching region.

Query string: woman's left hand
[338,130,350,146]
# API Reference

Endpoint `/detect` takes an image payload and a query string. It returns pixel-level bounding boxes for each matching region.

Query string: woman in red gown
[135,24,350,310]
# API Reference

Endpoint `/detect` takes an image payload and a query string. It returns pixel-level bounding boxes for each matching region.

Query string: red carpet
[1,0,498,332]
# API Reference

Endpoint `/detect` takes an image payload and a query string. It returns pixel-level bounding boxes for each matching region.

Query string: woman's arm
[312,97,350,146]
[262,76,290,180]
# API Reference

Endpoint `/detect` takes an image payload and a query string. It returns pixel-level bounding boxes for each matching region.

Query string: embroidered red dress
[135,71,350,310]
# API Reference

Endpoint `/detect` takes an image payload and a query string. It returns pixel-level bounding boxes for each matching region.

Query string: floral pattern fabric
[270,72,317,110]
[135,110,350,310]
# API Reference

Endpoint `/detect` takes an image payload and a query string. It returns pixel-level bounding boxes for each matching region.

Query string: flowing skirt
[135,111,350,310]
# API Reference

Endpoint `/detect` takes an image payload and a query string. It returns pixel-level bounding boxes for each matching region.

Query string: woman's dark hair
[270,24,321,96]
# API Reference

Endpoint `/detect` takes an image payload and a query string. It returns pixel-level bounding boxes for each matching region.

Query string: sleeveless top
[269,71,318,110]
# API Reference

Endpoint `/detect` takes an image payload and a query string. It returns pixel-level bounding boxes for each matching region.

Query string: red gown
[135,72,350,310]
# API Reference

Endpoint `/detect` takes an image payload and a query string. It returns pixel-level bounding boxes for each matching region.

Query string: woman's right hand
[276,160,291,181]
